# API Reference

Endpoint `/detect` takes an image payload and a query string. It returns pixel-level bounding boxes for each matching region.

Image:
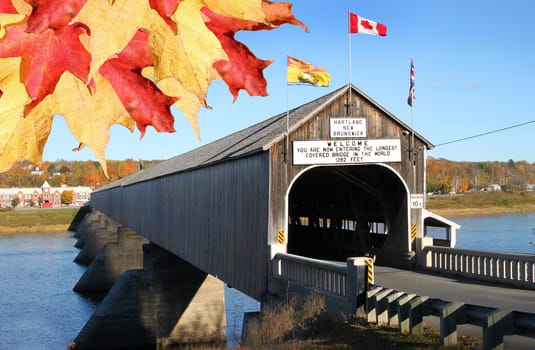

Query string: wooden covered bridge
[76,84,459,348]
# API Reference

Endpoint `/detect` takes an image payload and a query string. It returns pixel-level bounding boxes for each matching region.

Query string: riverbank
[0,207,81,234]
[3,192,535,233]
[426,191,535,217]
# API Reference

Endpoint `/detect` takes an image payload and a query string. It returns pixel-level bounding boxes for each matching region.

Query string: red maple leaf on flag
[360,20,374,30]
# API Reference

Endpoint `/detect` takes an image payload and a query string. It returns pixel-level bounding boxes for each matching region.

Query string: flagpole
[411,98,416,192]
[348,10,352,116]
[285,80,289,164]
[409,58,416,193]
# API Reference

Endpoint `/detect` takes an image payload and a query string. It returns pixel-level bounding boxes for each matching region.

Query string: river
[448,212,535,254]
[0,213,533,349]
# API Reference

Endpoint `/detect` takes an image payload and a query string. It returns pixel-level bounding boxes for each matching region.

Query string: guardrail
[366,286,535,349]
[422,246,535,289]
[272,253,371,315]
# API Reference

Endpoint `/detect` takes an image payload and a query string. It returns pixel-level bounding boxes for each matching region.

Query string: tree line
[1,158,535,192]
[427,157,535,194]
[0,159,162,189]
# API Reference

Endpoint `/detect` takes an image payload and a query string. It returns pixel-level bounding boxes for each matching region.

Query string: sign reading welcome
[293,139,401,165]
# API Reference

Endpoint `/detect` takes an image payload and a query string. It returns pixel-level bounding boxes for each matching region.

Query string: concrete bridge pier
[73,243,226,350]
[72,208,102,240]
[74,218,120,265]
[73,226,147,292]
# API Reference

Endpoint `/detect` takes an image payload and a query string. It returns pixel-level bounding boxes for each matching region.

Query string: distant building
[29,166,44,176]
[488,184,502,191]
[0,181,92,208]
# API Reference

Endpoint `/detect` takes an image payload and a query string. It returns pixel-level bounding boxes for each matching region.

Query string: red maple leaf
[149,0,180,33]
[0,0,18,13]
[360,20,374,31]
[99,29,178,137]
[25,0,89,33]
[0,22,91,114]
[202,7,271,101]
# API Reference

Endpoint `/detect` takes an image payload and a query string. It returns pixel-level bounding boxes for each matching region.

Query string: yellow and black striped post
[354,257,374,285]
[411,223,417,241]
[364,257,374,285]
[277,230,285,244]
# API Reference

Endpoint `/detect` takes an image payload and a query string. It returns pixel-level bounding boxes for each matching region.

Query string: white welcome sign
[293,139,401,165]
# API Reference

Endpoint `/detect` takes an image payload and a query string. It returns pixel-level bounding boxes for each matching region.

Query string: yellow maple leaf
[0,57,53,172]
[155,75,204,140]
[0,13,25,39]
[0,57,40,172]
[202,0,266,23]
[73,0,158,79]
[50,72,135,177]
[148,0,226,105]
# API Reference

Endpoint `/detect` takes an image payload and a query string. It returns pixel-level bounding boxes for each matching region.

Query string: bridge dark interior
[288,165,407,261]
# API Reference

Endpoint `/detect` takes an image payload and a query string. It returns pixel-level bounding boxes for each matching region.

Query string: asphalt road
[374,266,535,349]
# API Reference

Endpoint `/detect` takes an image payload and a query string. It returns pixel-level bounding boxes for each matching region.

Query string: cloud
[430,75,456,89]
[464,82,485,89]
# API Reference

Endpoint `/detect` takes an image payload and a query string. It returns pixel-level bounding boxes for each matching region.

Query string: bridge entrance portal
[287,165,410,263]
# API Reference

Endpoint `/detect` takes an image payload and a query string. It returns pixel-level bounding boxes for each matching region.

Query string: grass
[238,293,481,350]
[167,293,482,350]
[426,191,535,216]
[0,207,82,233]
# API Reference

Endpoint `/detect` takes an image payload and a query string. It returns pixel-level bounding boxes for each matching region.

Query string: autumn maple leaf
[99,29,178,138]
[24,0,89,33]
[202,1,308,100]
[0,0,308,174]
[0,21,91,114]
[148,0,179,33]
[0,0,25,39]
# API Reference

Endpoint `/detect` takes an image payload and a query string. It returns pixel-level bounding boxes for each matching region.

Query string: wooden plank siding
[91,153,270,300]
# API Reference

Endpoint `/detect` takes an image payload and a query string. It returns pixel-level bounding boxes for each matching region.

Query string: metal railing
[422,246,535,289]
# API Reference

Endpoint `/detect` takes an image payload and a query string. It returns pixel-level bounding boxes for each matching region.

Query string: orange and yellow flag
[287,56,330,87]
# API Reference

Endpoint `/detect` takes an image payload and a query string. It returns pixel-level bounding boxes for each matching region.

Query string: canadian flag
[349,12,387,36]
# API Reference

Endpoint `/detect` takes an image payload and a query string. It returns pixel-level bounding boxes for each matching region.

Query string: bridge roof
[99,84,433,189]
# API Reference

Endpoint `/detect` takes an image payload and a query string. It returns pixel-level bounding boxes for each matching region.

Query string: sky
[42,0,535,163]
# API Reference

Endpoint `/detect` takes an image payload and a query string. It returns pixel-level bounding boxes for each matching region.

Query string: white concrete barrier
[422,246,535,289]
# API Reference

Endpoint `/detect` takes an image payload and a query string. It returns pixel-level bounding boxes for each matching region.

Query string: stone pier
[73,243,226,349]
[74,210,119,259]
[73,226,147,292]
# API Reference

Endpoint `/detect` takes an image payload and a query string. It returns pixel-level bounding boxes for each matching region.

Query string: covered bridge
[90,84,452,302]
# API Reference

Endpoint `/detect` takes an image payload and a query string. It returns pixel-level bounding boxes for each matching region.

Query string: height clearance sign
[293,139,401,165]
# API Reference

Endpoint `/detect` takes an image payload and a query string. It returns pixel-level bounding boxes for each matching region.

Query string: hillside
[0,159,162,189]
[427,157,535,193]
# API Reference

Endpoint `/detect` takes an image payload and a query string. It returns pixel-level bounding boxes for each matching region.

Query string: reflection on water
[0,232,99,350]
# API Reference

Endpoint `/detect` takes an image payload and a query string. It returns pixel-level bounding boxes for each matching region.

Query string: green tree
[11,197,20,207]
